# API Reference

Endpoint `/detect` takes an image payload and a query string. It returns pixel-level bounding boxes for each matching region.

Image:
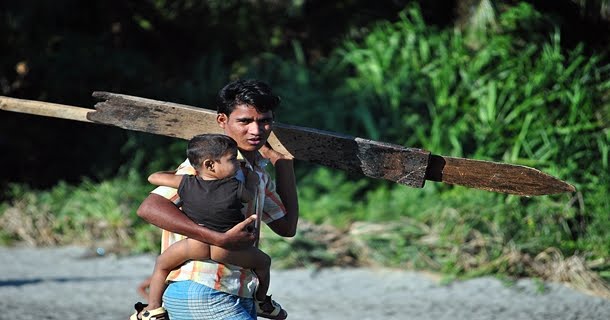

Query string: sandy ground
[0,245,609,320]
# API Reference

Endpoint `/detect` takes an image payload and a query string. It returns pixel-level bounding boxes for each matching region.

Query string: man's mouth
[247,138,261,145]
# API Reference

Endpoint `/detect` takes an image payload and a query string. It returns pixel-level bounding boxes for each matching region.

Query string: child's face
[214,149,240,179]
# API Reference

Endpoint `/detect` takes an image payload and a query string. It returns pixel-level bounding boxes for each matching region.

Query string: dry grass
[315,220,610,299]
[0,199,132,255]
[3,200,609,299]
[531,248,610,299]
[0,200,59,246]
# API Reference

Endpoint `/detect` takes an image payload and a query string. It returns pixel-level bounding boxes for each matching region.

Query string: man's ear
[217,113,228,129]
[203,159,215,171]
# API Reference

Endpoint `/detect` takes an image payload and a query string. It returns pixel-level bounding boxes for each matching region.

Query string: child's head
[187,134,239,178]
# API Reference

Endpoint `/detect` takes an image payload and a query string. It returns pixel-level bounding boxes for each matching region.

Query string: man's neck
[240,150,257,165]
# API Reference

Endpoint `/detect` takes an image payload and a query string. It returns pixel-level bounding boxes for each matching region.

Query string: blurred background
[1,0,609,297]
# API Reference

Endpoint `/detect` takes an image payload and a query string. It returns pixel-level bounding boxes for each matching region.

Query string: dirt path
[1,246,608,319]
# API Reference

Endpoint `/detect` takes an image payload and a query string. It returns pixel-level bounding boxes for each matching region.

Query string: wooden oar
[0,93,576,196]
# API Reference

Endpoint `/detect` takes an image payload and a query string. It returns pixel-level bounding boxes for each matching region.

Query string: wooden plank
[425,155,575,196]
[89,91,223,137]
[0,96,92,122]
[88,92,431,188]
[1,93,576,195]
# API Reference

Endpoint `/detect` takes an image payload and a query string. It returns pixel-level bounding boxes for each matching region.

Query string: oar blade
[426,155,576,196]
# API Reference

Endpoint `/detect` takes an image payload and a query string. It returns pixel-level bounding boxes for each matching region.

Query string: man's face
[217,104,273,153]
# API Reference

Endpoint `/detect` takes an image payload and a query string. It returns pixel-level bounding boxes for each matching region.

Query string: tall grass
[328,2,609,244]
[334,3,608,174]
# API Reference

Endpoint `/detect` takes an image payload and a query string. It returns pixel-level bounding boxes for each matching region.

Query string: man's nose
[248,122,263,135]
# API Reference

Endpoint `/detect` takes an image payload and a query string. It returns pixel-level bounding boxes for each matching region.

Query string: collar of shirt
[237,150,269,171]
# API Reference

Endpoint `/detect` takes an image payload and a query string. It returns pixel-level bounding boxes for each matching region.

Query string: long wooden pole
[0,96,92,122]
[0,94,576,196]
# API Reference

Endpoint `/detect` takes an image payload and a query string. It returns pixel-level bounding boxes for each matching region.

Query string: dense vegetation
[1,1,609,296]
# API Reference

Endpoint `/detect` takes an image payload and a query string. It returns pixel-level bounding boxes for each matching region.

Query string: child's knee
[154,255,172,272]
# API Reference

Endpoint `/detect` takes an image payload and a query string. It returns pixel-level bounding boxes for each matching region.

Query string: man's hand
[259,143,293,166]
[216,215,257,250]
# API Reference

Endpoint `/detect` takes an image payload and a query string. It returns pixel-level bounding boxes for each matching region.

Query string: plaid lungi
[163,280,256,319]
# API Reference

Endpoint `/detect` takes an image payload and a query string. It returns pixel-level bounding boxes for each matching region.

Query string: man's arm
[137,193,256,249]
[259,145,299,237]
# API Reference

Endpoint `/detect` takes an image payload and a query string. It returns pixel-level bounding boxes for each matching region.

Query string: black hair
[216,79,281,115]
[187,134,237,169]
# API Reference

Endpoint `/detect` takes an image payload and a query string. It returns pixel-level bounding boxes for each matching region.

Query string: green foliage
[328,1,609,235]
[333,3,609,176]
[0,170,159,253]
[261,229,340,269]
[297,168,367,226]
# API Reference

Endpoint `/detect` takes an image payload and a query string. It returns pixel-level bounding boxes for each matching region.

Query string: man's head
[216,79,281,154]
[187,134,239,179]
[216,79,280,116]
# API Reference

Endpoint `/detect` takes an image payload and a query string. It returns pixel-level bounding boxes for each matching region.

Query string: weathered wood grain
[0,96,92,122]
[88,92,431,188]
[1,94,576,195]
[425,155,575,196]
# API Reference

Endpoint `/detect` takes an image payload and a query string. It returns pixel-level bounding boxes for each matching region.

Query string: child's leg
[147,239,210,309]
[210,246,271,301]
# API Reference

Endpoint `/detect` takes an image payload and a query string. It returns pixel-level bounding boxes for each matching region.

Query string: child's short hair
[187,134,238,169]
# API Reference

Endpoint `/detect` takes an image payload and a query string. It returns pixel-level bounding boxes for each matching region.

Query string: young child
[131,133,285,320]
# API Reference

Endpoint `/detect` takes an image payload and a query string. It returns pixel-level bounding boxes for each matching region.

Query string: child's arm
[238,170,259,203]
[148,171,183,189]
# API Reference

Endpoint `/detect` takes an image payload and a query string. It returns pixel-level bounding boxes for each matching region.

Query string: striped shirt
[151,152,286,298]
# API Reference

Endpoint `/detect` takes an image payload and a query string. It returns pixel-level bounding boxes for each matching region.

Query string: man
[136,79,299,319]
